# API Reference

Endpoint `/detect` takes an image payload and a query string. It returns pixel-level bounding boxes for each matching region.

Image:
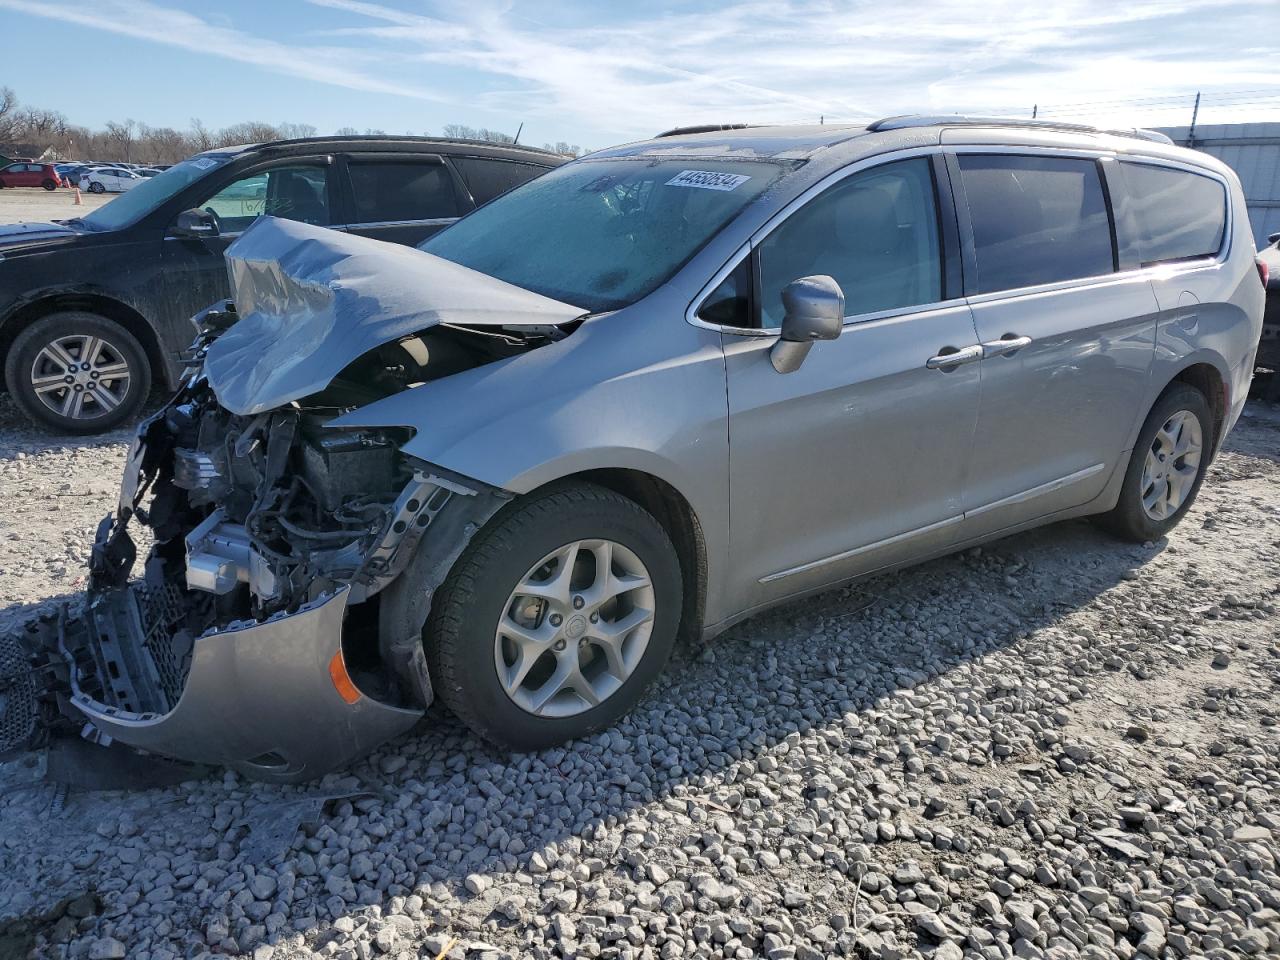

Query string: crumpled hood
[203,217,584,415]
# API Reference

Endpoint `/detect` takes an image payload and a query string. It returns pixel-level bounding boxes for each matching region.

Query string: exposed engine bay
[3,217,587,782]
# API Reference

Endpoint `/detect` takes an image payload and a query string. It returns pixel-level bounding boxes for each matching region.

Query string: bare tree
[0,92,570,166]
[544,141,583,157]
[103,119,138,163]
[276,122,317,140]
[189,117,214,153]
[0,87,19,143]
[334,126,359,136]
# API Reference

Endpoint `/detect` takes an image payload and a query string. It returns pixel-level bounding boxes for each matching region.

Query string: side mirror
[770,275,845,374]
[170,208,219,239]
[1268,231,1280,247]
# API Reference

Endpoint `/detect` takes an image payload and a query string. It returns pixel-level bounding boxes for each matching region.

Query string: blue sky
[1,0,1277,149]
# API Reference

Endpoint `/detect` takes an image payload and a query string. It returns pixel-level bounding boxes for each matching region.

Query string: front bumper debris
[61,586,421,783]
[2,345,511,783]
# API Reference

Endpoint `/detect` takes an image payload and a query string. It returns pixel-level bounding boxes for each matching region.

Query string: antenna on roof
[514,122,523,145]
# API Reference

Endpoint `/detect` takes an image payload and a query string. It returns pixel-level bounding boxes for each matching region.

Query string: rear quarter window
[452,157,552,204]
[1120,161,1227,265]
[959,154,1115,294]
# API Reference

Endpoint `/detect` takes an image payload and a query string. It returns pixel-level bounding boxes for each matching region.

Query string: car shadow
[0,508,1166,955]
[0,393,161,457]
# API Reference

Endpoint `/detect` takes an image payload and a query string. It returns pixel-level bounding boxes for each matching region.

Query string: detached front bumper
[64,586,422,783]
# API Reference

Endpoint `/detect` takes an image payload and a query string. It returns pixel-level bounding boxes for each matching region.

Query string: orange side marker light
[329,650,361,704]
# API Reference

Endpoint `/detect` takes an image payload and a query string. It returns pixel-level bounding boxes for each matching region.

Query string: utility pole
[1188,92,1201,147]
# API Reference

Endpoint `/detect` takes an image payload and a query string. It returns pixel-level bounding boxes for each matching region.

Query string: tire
[88,181,105,194]
[41,179,57,191]
[1097,383,1213,542]
[427,481,683,751]
[4,312,151,434]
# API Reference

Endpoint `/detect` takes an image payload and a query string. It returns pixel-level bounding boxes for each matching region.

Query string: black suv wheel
[5,312,151,434]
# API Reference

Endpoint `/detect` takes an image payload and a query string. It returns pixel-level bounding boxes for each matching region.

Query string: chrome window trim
[948,146,1232,302]
[332,217,458,230]
[689,142,1236,335]
[686,144,958,336]
[1111,154,1233,269]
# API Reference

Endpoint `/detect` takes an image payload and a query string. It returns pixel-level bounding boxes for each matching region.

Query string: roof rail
[867,115,1173,145]
[655,123,756,138]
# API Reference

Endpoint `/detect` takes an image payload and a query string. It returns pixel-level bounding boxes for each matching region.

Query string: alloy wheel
[1140,409,1203,521]
[29,334,132,422]
[494,538,656,718]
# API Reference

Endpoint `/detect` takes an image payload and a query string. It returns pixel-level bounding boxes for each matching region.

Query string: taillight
[1259,257,1270,288]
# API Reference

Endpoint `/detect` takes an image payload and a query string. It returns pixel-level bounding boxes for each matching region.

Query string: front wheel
[427,482,682,750]
[1097,383,1213,542]
[4,312,151,434]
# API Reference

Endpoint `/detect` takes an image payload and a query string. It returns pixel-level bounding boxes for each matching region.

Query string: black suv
[0,136,564,433]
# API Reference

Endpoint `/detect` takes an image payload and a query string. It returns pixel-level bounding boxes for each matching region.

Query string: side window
[2,164,20,174]
[1120,162,1226,265]
[452,157,550,204]
[200,164,330,233]
[698,258,752,328]
[348,161,459,223]
[959,155,1114,293]
[757,157,942,328]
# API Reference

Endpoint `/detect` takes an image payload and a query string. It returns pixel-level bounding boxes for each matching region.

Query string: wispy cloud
[304,0,1280,136]
[0,0,454,104]
[3,0,1277,142]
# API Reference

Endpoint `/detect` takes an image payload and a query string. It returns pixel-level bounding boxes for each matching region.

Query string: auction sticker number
[665,170,751,191]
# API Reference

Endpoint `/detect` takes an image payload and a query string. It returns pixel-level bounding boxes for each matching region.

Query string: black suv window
[201,164,330,233]
[452,157,550,204]
[959,155,1114,293]
[1120,162,1226,265]
[348,160,459,224]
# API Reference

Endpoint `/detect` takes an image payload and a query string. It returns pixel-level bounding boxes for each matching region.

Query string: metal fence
[1157,123,1280,249]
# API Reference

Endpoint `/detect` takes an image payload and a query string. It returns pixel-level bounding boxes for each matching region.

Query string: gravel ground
[1,392,1279,960]
[0,188,113,225]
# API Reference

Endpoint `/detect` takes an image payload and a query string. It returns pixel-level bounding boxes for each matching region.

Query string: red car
[0,162,64,190]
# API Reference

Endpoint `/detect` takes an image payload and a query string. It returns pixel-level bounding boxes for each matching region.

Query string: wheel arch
[1168,361,1227,447]
[537,467,709,649]
[0,292,168,392]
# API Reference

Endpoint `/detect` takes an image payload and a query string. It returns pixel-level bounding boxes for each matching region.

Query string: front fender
[331,308,729,499]
[331,305,734,622]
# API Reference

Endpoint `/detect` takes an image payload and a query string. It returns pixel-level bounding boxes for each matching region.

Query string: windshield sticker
[191,157,219,170]
[665,170,751,192]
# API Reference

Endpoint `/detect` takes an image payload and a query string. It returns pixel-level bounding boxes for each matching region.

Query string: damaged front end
[9,218,586,782]
[65,373,503,781]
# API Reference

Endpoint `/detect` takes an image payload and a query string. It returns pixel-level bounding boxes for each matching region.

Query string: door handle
[926,344,983,370]
[981,335,1033,358]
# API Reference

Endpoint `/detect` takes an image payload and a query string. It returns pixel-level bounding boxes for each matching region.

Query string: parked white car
[79,167,143,194]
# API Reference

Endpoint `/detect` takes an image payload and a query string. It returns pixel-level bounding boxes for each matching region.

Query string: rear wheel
[41,179,57,191]
[88,181,105,194]
[427,482,682,750]
[1097,383,1212,542]
[5,312,151,434]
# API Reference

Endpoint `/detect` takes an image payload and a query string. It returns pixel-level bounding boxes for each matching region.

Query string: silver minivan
[13,117,1265,781]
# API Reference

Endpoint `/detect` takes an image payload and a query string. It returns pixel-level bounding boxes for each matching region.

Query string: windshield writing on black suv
[420,158,794,311]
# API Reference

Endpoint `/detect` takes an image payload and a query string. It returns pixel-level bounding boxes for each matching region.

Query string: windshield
[79,155,232,231]
[420,157,794,311]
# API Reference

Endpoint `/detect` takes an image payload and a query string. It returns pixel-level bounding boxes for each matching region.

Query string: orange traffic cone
[73,187,83,206]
